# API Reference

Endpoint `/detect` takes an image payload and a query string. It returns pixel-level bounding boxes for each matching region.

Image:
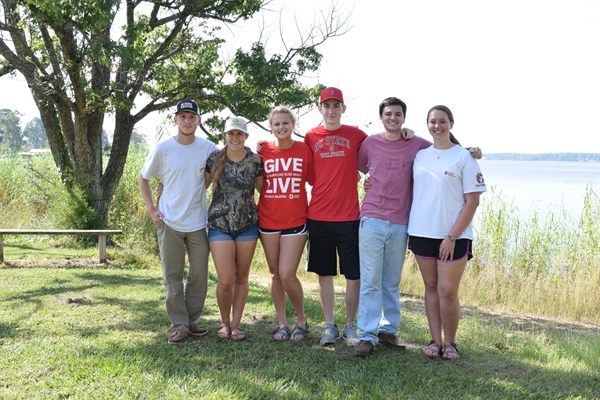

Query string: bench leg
[0,234,4,263]
[98,234,107,263]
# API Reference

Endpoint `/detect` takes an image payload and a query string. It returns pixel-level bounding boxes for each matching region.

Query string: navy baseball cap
[175,100,200,115]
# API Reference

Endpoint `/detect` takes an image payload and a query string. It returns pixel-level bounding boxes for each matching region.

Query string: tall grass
[1,150,599,324]
[401,185,600,325]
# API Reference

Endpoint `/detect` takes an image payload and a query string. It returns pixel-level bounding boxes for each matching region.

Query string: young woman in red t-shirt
[258,106,314,341]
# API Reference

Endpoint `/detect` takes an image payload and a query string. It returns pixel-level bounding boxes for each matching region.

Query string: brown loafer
[378,333,406,350]
[168,326,187,345]
[354,340,374,358]
[188,322,208,337]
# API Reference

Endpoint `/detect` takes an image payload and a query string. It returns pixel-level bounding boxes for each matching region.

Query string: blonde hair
[268,106,296,127]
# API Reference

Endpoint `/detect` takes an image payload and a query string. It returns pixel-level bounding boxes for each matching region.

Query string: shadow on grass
[2,243,99,262]
[76,279,600,397]
[0,322,16,340]
[1,265,598,398]
[64,311,600,399]
[400,292,600,337]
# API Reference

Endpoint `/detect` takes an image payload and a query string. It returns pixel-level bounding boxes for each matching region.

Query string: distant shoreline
[483,153,599,162]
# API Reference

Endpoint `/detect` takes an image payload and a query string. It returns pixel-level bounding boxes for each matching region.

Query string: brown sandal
[217,323,230,340]
[231,326,246,342]
[442,343,459,360]
[424,340,443,358]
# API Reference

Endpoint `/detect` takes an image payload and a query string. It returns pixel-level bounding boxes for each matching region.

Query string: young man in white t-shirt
[140,100,218,345]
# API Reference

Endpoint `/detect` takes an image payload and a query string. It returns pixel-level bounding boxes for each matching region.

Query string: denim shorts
[208,223,259,242]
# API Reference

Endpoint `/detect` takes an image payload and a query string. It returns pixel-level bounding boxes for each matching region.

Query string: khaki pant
[157,221,210,329]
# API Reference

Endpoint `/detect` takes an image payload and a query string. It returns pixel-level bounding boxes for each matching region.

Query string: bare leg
[230,240,257,330]
[416,257,442,346]
[319,275,335,323]
[437,257,467,345]
[210,240,236,326]
[278,234,308,329]
[345,278,360,324]
[260,233,288,331]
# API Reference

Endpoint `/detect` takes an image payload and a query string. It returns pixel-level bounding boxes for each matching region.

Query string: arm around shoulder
[466,146,482,159]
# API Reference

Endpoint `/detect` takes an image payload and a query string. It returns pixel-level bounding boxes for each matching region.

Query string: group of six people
[139,87,486,360]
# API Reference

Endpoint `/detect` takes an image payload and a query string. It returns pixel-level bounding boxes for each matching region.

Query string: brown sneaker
[378,333,407,350]
[188,323,208,337]
[354,340,374,358]
[168,326,187,345]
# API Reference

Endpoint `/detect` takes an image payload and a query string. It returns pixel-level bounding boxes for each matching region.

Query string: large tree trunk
[96,110,136,227]
[0,0,345,231]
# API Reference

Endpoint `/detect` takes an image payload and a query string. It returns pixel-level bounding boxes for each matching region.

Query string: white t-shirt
[141,136,218,232]
[407,145,486,240]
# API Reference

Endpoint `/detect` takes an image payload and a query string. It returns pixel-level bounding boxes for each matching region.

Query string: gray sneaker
[342,322,360,346]
[319,322,340,346]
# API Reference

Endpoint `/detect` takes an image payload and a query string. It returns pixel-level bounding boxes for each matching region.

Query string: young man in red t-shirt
[303,87,368,346]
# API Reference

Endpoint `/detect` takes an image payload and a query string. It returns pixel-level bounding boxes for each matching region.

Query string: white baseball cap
[224,116,248,134]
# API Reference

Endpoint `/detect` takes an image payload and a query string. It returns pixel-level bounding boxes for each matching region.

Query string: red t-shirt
[258,141,314,230]
[304,125,367,221]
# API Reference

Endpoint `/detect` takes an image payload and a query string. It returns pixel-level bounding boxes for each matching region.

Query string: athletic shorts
[408,235,473,261]
[306,219,360,280]
[259,224,308,237]
[208,223,259,242]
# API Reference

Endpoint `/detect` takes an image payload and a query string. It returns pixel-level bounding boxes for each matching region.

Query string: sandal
[217,323,231,340]
[231,326,246,342]
[272,326,290,341]
[423,340,443,358]
[442,343,459,360]
[290,322,309,341]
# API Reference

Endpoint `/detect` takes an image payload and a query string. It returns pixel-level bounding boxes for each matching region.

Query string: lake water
[477,160,600,222]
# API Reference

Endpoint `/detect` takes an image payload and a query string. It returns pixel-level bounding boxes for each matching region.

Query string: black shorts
[258,224,308,237]
[306,219,360,280]
[408,235,473,261]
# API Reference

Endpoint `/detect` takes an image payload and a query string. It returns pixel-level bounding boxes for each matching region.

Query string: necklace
[433,147,448,159]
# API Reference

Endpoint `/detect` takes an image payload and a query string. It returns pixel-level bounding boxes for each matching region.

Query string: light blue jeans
[357,216,408,344]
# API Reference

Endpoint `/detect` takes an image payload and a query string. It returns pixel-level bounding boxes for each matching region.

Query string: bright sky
[1,0,599,154]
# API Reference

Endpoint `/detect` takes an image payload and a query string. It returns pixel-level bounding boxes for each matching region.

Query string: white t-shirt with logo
[408,145,486,240]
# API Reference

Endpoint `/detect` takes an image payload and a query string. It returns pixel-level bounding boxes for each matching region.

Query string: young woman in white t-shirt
[407,105,487,360]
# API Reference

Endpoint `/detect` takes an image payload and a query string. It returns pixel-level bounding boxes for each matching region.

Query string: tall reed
[401,185,600,325]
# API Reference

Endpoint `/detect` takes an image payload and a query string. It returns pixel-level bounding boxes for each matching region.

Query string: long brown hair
[210,146,229,187]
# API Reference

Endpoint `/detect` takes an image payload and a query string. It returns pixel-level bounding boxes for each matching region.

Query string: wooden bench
[0,229,122,264]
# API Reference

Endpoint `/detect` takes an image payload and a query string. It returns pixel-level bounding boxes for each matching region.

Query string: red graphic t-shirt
[258,141,314,230]
[304,125,367,221]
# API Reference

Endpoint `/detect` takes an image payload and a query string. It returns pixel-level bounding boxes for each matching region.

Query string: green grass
[2,149,600,398]
[1,249,599,399]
